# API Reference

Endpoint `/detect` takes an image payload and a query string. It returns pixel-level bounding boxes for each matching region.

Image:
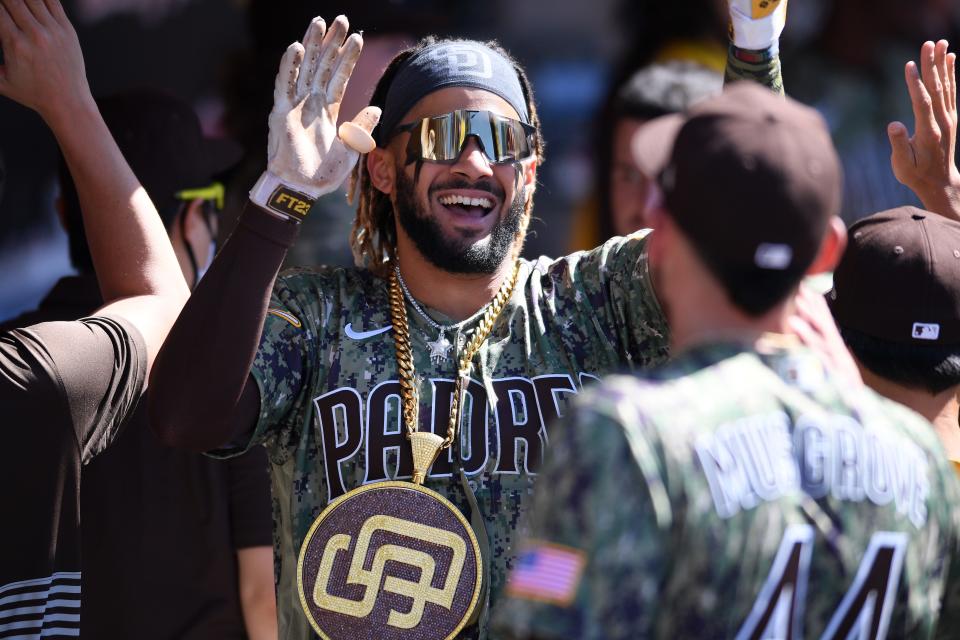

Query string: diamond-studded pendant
[427,330,453,365]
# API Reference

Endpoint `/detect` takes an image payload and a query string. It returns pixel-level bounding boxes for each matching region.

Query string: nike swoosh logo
[344,322,393,340]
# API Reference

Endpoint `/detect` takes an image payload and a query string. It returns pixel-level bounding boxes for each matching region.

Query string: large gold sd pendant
[297,481,483,640]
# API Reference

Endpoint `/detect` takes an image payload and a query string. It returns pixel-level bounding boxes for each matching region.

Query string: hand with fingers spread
[0,0,91,123]
[250,15,381,221]
[888,40,960,221]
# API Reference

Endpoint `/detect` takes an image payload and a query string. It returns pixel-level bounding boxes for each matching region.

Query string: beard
[394,170,525,275]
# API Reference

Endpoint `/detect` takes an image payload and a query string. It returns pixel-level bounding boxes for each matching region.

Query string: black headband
[377,40,530,144]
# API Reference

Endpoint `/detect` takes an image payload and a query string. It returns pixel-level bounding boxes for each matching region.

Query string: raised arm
[0,0,188,366]
[723,0,787,95]
[888,40,960,221]
[149,15,380,451]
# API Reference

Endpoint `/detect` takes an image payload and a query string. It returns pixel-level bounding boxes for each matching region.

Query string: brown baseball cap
[96,89,243,226]
[829,206,960,345]
[633,82,843,313]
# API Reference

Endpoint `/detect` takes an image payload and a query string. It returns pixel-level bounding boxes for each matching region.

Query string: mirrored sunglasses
[390,109,536,165]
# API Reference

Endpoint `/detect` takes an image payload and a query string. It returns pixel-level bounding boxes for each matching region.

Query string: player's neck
[668,290,792,355]
[861,371,960,460]
[393,244,515,321]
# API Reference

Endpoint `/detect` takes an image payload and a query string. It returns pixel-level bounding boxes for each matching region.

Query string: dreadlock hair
[348,37,545,278]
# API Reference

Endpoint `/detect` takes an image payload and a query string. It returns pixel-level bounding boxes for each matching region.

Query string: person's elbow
[147,355,239,452]
[148,398,238,453]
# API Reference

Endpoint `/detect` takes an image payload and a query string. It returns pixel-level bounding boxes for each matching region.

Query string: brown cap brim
[631,112,685,179]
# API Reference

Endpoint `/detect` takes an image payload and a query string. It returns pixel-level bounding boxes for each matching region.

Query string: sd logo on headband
[426,44,493,79]
[297,482,482,640]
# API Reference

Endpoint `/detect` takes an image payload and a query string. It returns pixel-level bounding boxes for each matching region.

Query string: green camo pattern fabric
[219,232,668,639]
[493,341,960,639]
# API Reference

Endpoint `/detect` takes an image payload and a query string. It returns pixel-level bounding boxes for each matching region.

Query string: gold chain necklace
[388,261,522,484]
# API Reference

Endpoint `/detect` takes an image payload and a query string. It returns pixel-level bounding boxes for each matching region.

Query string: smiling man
[149,4,788,638]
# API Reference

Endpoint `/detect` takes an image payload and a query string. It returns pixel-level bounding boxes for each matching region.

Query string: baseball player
[149,2,789,637]
[493,83,960,639]
[828,41,960,473]
[0,0,189,634]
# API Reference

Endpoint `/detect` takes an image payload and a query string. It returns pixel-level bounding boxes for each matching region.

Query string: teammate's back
[494,73,960,640]
[633,341,957,636]
[495,341,960,638]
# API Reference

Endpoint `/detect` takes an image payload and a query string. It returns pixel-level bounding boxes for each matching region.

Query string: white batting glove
[250,15,381,221]
[727,0,788,51]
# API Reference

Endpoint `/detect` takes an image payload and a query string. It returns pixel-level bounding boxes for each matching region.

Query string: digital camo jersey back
[493,341,960,640]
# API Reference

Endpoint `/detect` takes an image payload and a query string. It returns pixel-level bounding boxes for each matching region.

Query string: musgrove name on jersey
[695,411,930,527]
[313,372,600,503]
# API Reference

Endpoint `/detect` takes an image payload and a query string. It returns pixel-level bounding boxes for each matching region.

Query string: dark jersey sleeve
[226,446,275,550]
[724,43,784,94]
[492,385,672,639]
[0,316,146,464]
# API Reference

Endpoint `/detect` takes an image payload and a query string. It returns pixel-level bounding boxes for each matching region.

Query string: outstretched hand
[0,0,90,124]
[262,15,381,201]
[888,40,960,221]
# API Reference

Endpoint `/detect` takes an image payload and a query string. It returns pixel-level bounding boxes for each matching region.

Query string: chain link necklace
[388,261,521,483]
[295,266,520,638]
[393,264,496,365]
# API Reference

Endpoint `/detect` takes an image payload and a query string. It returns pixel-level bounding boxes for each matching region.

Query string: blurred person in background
[830,41,960,472]
[0,1,189,636]
[786,0,960,221]
[831,207,960,472]
[0,89,278,640]
[615,0,728,79]
[567,0,728,253]
[569,60,722,250]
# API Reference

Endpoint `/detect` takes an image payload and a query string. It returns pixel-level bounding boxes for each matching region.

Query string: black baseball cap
[96,89,242,226]
[829,206,960,345]
[632,82,843,314]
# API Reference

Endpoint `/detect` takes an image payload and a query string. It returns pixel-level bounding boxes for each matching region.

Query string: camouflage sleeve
[491,383,672,640]
[545,233,669,371]
[724,43,784,95]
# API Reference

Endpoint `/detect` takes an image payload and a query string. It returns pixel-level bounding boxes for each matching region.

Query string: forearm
[915,185,960,222]
[46,98,188,304]
[237,546,278,640]
[725,43,784,95]
[149,203,299,450]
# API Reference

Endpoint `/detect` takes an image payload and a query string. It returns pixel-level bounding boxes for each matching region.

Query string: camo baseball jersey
[214,232,668,639]
[493,340,960,639]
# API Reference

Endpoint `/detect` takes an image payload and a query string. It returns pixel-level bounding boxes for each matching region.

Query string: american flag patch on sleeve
[505,541,586,606]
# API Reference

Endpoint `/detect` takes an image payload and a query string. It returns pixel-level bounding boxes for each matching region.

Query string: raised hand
[0,0,92,123]
[727,0,788,51]
[888,40,960,221]
[252,15,381,214]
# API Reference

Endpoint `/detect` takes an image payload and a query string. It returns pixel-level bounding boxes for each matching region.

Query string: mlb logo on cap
[913,323,941,341]
[830,207,960,345]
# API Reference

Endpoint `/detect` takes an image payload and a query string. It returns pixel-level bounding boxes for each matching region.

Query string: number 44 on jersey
[737,525,907,640]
